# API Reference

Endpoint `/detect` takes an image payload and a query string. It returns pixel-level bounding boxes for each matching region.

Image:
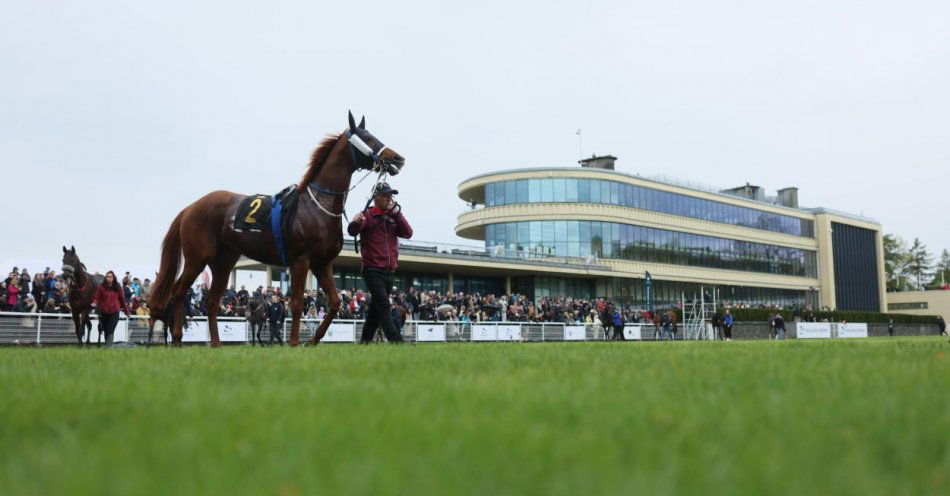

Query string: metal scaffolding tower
[682,287,717,340]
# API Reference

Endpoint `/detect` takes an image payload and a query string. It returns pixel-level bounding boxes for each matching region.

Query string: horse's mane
[298,133,342,192]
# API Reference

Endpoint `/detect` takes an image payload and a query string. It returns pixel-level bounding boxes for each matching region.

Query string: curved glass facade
[486,221,817,277]
[483,178,814,237]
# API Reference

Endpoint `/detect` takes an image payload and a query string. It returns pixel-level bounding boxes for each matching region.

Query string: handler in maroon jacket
[91,270,132,346]
[347,182,413,343]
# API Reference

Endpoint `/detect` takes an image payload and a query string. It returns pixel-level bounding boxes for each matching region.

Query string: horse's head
[61,245,83,287]
[347,111,405,175]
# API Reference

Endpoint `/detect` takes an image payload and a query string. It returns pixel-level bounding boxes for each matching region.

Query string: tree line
[884,234,950,292]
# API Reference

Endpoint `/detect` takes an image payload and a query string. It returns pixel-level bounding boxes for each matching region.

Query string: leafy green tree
[929,249,950,288]
[905,238,934,290]
[883,234,911,291]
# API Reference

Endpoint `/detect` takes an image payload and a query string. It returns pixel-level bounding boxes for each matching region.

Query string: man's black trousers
[360,267,403,343]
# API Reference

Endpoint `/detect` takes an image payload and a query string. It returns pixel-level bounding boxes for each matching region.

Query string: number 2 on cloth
[245,197,263,223]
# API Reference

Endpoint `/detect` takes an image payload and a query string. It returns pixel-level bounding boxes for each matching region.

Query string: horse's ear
[358,115,365,129]
[348,110,357,131]
[63,246,67,254]
[70,245,75,253]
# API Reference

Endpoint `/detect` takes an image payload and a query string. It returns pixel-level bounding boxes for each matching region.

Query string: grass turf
[1,338,948,495]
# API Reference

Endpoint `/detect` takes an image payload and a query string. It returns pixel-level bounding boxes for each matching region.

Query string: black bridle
[308,128,394,196]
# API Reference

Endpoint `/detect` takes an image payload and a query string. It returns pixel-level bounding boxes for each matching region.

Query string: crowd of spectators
[3,266,816,339]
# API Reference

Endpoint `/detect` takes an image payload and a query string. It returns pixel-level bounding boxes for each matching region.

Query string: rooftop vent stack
[777,187,799,208]
[579,154,617,170]
[720,183,764,201]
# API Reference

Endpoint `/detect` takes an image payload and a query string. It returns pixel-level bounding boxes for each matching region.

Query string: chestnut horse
[61,246,102,345]
[148,112,404,346]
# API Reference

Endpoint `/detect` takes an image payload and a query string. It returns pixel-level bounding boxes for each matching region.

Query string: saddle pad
[233,194,273,232]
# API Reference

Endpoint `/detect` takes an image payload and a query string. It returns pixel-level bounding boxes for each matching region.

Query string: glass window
[590,222,602,256]
[579,221,590,243]
[540,179,554,202]
[553,178,566,201]
[504,181,516,205]
[590,180,601,203]
[529,221,542,242]
[568,220,580,242]
[495,182,505,206]
[578,179,590,203]
[506,222,517,244]
[611,223,621,256]
[566,178,578,202]
[516,180,528,204]
[542,221,555,242]
[518,222,530,248]
[528,179,540,203]
[567,241,579,257]
[554,221,568,242]
[601,181,611,205]
[631,185,643,210]
[485,183,494,207]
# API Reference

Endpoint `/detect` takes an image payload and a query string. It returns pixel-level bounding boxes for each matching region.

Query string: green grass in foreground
[1,339,948,495]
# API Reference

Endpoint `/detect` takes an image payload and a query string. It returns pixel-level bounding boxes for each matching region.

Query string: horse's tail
[150,209,185,311]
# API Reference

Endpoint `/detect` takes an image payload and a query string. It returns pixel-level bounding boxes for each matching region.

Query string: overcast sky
[2,0,948,276]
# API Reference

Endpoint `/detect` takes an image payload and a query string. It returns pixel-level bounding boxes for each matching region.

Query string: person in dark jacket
[91,270,132,346]
[722,309,734,341]
[939,316,947,336]
[265,294,285,346]
[611,309,625,341]
[774,313,786,339]
[347,182,413,343]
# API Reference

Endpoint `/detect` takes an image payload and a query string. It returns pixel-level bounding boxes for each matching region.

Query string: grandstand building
[235,155,886,311]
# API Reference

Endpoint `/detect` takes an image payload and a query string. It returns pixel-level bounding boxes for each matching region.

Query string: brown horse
[148,112,405,347]
[61,246,102,346]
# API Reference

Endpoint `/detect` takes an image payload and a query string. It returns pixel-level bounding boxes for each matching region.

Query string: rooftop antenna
[576,129,582,162]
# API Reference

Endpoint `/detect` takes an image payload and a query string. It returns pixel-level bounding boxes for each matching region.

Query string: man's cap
[374,182,398,196]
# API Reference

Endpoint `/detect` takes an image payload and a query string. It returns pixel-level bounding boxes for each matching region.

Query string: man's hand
[353,211,366,224]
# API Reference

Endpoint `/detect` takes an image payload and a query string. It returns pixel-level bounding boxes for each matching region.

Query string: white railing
[0,311,874,345]
[0,311,648,345]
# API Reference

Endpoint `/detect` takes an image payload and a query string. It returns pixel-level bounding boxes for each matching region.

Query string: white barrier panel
[323,322,356,342]
[496,325,522,341]
[623,325,642,340]
[797,322,832,339]
[472,324,497,341]
[417,323,447,342]
[89,318,129,343]
[836,323,868,338]
[564,325,586,341]
[217,320,248,342]
[182,320,210,342]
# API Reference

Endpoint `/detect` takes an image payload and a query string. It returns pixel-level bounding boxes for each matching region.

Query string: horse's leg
[72,311,83,346]
[308,264,341,345]
[147,317,157,348]
[287,258,309,347]
[171,261,205,347]
[206,252,240,348]
[85,312,94,346]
